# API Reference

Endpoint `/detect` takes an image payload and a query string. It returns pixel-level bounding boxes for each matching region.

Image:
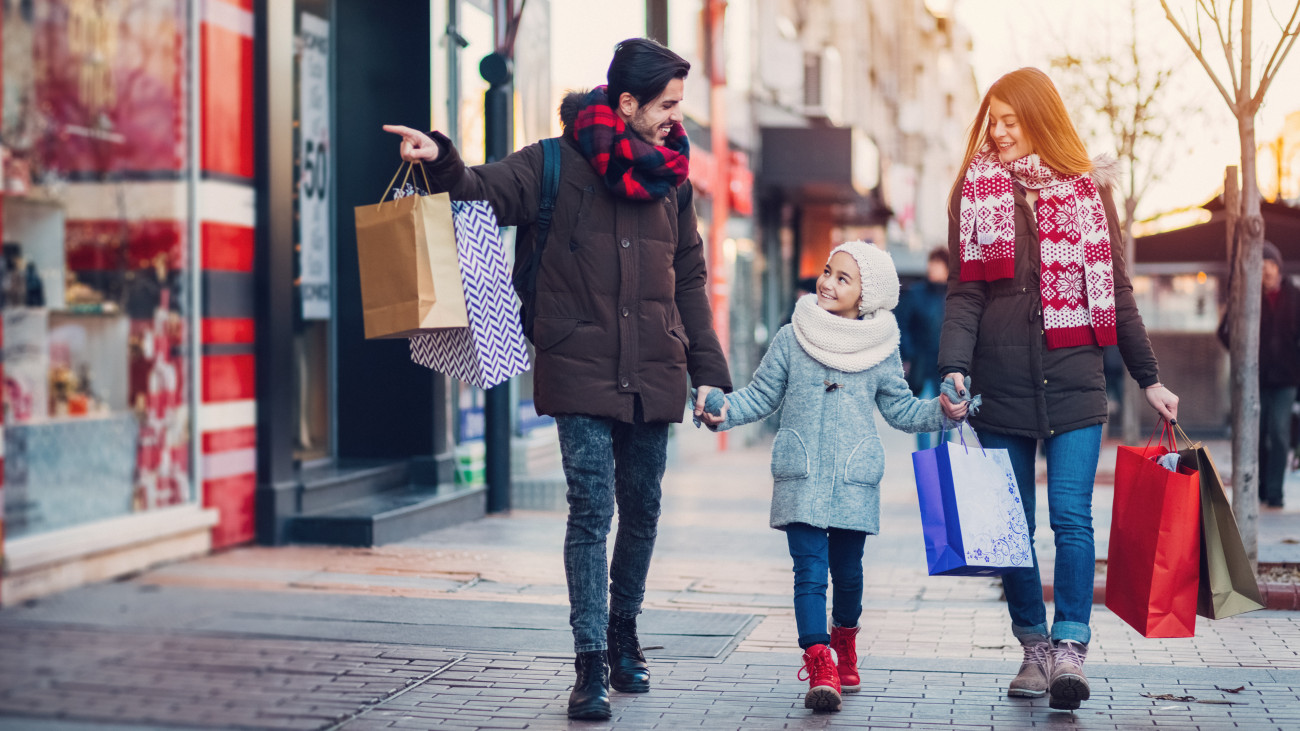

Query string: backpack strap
[533,137,562,262]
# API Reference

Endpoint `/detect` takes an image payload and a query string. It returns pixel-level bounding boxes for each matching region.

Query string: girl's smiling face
[816,252,862,319]
[988,96,1033,163]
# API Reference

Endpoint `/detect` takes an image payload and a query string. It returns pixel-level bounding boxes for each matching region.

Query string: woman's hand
[939,393,968,421]
[382,125,440,163]
[1145,384,1179,423]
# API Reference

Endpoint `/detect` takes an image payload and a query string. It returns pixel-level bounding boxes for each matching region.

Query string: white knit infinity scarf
[791,294,900,373]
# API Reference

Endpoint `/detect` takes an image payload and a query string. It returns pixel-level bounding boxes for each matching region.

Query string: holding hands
[939,373,971,422]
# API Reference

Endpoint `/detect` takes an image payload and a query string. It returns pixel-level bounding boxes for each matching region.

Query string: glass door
[293,0,334,463]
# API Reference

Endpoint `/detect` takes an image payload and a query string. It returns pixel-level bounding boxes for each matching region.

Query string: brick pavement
[2,418,1300,729]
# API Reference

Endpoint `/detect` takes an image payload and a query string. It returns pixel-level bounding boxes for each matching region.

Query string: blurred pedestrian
[937,67,1179,711]
[1217,240,1300,509]
[383,38,732,720]
[711,241,965,713]
[897,246,950,448]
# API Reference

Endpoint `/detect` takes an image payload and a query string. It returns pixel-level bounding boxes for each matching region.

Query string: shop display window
[2,0,194,538]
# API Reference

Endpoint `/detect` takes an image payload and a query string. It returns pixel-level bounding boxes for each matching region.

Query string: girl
[937,67,1179,711]
[712,241,966,712]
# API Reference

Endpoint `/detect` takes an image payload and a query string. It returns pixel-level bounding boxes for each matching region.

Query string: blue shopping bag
[409,201,531,389]
[912,425,1033,576]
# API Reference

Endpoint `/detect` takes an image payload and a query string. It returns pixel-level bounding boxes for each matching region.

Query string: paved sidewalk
[2,419,1300,729]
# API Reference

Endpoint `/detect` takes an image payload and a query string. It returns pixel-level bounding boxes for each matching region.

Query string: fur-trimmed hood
[559,90,588,136]
[1091,154,1121,191]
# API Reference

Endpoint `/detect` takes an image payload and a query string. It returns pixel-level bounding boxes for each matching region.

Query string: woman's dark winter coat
[418,92,731,424]
[938,168,1160,439]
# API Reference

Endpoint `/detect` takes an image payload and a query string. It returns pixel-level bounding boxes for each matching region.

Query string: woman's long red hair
[951,68,1092,200]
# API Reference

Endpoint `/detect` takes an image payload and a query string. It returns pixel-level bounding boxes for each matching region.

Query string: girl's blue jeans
[785,523,868,649]
[978,424,1103,646]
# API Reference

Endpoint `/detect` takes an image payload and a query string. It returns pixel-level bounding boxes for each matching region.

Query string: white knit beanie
[829,241,900,317]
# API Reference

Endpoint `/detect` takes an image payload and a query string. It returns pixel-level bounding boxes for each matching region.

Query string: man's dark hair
[607,38,690,107]
[927,246,949,265]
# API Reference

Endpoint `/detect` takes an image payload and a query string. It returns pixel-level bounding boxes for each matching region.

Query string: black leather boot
[568,650,611,720]
[607,613,651,693]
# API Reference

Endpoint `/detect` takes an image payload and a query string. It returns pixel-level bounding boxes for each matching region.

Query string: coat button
[621,238,631,248]
[620,378,629,388]
[1043,379,1048,384]
[1050,429,1055,436]
[621,307,629,317]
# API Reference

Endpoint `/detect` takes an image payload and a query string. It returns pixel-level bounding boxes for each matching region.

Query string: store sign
[299,13,331,320]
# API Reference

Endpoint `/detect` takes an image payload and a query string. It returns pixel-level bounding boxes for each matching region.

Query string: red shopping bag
[1104,420,1202,638]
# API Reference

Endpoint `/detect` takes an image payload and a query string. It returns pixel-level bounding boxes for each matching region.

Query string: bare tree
[1050,0,1200,444]
[1160,0,1300,565]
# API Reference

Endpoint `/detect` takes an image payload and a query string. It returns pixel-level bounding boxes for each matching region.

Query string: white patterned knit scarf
[790,294,900,373]
[958,147,1117,348]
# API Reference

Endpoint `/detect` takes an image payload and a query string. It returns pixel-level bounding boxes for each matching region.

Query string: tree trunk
[1231,113,1264,568]
[1121,197,1143,444]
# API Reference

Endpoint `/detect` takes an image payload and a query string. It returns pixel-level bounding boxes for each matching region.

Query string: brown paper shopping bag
[353,163,468,339]
[1176,426,1265,620]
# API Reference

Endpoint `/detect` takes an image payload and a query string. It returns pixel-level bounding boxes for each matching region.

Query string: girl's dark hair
[606,38,690,107]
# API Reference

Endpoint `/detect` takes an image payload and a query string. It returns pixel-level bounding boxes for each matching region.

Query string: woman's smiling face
[988,96,1032,163]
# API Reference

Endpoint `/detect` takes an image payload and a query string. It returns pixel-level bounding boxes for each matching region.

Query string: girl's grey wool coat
[716,325,944,534]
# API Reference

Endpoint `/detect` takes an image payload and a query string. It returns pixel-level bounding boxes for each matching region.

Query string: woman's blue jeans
[977,424,1102,646]
[785,523,868,649]
[555,413,669,653]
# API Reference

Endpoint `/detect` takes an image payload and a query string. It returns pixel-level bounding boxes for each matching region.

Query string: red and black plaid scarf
[572,86,689,201]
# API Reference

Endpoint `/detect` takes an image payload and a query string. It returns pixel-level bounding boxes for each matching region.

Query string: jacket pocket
[669,325,690,353]
[843,436,885,486]
[533,316,580,351]
[771,428,810,481]
[568,186,595,251]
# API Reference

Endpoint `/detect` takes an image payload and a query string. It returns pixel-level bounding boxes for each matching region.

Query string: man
[897,246,949,449]
[1218,240,1300,509]
[384,38,731,720]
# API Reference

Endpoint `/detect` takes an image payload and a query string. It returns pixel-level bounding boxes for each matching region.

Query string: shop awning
[758,126,891,225]
[1137,198,1300,270]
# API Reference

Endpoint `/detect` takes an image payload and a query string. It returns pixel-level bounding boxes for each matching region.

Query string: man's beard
[628,110,665,147]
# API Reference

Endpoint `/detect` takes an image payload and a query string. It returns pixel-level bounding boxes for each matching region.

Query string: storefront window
[2,0,194,538]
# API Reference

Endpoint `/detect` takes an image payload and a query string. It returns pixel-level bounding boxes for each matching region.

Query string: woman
[936,68,1179,711]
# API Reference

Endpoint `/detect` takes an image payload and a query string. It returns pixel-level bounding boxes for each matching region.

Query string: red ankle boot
[798,644,842,712]
[829,625,860,692]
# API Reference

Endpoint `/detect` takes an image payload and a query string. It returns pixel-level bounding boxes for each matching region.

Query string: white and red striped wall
[198,0,257,549]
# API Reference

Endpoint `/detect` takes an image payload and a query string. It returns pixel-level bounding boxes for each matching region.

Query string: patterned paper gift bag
[911,425,1034,576]
[409,201,530,389]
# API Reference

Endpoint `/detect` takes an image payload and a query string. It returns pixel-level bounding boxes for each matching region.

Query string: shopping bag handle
[941,417,986,456]
[1143,417,1180,451]
[377,160,435,206]
[1172,422,1197,448]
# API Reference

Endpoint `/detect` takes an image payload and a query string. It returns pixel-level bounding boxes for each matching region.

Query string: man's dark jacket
[418,92,731,423]
[1218,276,1300,388]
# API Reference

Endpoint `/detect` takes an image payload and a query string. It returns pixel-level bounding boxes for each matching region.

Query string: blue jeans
[556,411,669,653]
[977,424,1102,646]
[785,523,868,649]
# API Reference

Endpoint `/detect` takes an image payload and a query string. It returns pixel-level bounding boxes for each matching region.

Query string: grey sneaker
[1048,640,1090,710]
[1007,634,1051,698]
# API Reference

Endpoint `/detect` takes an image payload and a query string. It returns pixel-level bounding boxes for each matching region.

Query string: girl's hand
[695,385,728,426]
[382,125,441,162]
[1145,384,1179,423]
[939,393,968,421]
